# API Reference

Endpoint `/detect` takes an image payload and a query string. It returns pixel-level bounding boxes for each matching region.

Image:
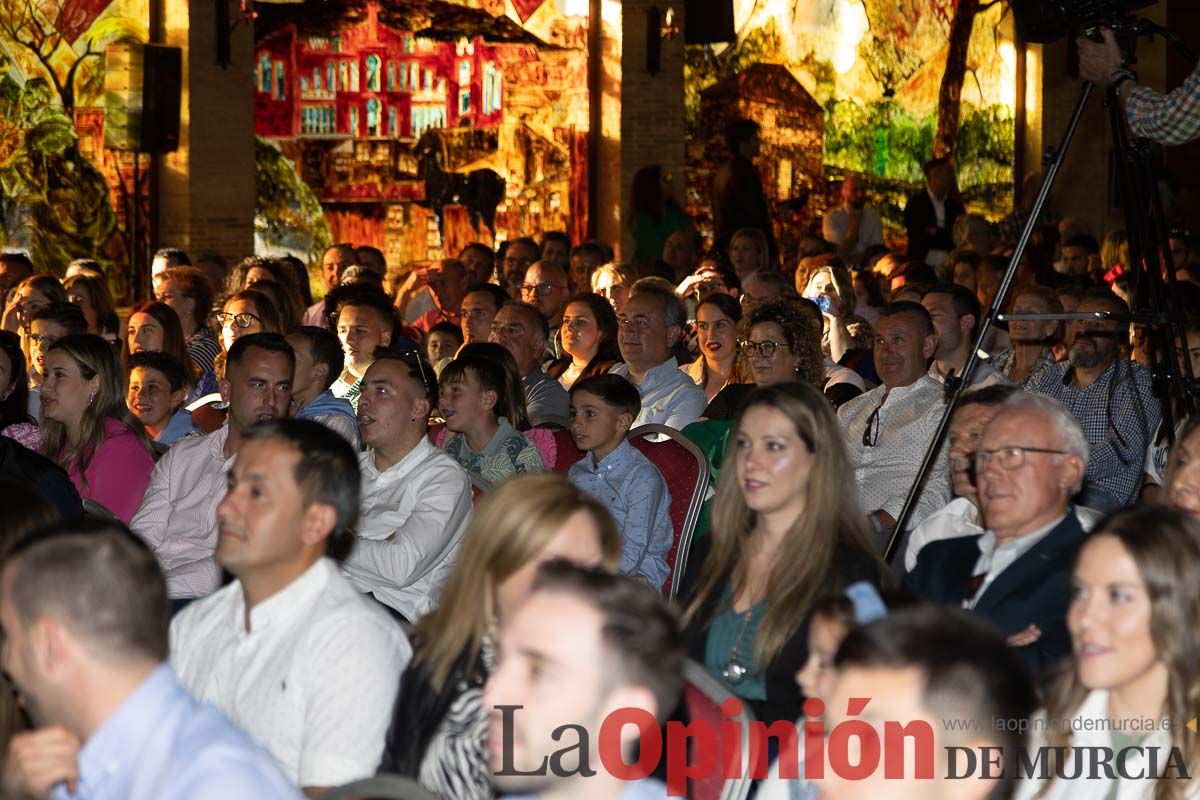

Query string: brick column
[596,0,685,261]
[158,0,256,263]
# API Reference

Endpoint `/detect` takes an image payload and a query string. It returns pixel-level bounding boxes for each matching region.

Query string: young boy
[126,351,198,446]
[439,352,544,484]
[426,320,464,373]
[567,374,672,588]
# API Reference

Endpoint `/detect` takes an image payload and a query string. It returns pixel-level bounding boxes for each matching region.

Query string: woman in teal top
[678,383,885,723]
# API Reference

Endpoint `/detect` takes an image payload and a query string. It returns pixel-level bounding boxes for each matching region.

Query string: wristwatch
[1108,67,1138,95]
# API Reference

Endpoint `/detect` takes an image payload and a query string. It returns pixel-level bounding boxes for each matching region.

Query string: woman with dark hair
[0,331,37,449]
[628,164,692,271]
[679,383,885,724]
[123,301,197,386]
[685,293,749,403]
[40,334,156,522]
[229,257,304,330]
[63,273,120,343]
[547,292,621,390]
[1015,505,1200,799]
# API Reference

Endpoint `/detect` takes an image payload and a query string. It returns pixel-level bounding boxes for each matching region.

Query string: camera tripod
[884,20,1198,565]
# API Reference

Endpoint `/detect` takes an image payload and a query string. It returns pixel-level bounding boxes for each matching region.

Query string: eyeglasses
[738,339,785,359]
[973,446,1068,471]
[520,282,564,297]
[213,311,262,329]
[862,400,885,447]
[27,333,61,347]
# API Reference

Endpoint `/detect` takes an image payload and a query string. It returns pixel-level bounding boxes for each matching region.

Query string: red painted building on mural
[255,2,505,142]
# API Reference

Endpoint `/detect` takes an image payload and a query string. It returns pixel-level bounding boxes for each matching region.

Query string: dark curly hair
[742,299,826,388]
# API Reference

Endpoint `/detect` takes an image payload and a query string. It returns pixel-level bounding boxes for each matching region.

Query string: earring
[88,391,95,405]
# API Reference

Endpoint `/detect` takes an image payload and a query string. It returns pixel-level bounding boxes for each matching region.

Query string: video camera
[1011,0,1157,44]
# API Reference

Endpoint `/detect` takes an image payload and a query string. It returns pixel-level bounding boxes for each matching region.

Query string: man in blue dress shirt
[0,522,300,800]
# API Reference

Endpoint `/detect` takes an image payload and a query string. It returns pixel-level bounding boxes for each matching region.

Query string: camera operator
[1078,27,1200,146]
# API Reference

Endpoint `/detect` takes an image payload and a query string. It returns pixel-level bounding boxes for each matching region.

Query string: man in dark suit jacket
[903,156,965,266]
[905,393,1088,675]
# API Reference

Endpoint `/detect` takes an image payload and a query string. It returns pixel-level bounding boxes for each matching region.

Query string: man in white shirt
[332,293,394,411]
[344,349,472,622]
[610,284,705,430]
[485,563,681,799]
[821,173,884,264]
[920,285,1011,389]
[133,333,294,600]
[904,393,1089,673]
[171,419,410,795]
[839,302,951,542]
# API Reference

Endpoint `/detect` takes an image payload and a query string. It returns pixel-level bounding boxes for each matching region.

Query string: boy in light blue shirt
[567,374,672,588]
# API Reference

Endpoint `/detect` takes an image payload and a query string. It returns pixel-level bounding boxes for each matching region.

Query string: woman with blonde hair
[591,261,637,315]
[1015,504,1200,800]
[379,473,622,799]
[680,382,886,724]
[991,284,1063,387]
[801,258,872,362]
[729,226,771,280]
[40,334,155,522]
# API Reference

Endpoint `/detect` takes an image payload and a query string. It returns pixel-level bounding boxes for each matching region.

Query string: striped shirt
[131,424,232,599]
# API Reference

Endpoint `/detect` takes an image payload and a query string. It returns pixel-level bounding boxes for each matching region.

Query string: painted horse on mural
[415,129,505,238]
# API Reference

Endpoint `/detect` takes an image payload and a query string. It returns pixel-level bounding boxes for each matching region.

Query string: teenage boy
[567,374,672,588]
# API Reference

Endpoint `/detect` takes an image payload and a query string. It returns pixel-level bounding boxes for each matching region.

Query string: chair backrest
[315,774,440,800]
[531,414,570,431]
[550,428,586,474]
[426,421,444,444]
[188,397,227,434]
[682,660,755,800]
[628,424,708,598]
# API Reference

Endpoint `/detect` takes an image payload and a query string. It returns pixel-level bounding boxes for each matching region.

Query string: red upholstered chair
[682,660,756,800]
[185,393,226,433]
[550,428,586,474]
[628,424,709,599]
[426,421,444,444]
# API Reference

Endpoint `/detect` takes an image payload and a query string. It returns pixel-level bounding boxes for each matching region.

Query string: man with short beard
[822,173,883,263]
[132,334,294,600]
[1029,289,1159,510]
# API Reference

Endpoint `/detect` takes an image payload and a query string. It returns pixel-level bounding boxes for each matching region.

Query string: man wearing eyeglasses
[519,261,570,361]
[904,392,1089,673]
[838,301,950,542]
[500,237,541,299]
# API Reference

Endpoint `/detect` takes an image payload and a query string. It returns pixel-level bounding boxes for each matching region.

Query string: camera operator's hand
[1077,28,1124,86]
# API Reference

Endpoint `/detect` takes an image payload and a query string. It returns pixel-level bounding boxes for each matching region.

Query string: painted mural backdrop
[686,0,1018,251]
[253,0,588,270]
[0,0,145,297]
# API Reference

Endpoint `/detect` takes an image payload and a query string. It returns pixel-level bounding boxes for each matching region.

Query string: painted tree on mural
[0,0,118,114]
[933,0,1010,158]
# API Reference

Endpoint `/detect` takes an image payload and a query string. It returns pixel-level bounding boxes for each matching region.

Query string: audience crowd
[3,137,1200,800]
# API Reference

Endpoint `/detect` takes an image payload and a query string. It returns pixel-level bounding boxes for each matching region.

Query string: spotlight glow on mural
[831,0,867,75]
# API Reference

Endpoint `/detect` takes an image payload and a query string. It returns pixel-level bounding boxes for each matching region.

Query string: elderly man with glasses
[904,392,1089,674]
[838,300,950,543]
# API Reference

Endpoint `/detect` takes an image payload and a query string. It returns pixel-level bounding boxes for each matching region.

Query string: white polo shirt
[169,557,411,788]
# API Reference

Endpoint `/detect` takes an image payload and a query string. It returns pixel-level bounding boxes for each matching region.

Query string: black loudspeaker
[141,45,181,153]
[684,0,735,44]
[104,44,181,153]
